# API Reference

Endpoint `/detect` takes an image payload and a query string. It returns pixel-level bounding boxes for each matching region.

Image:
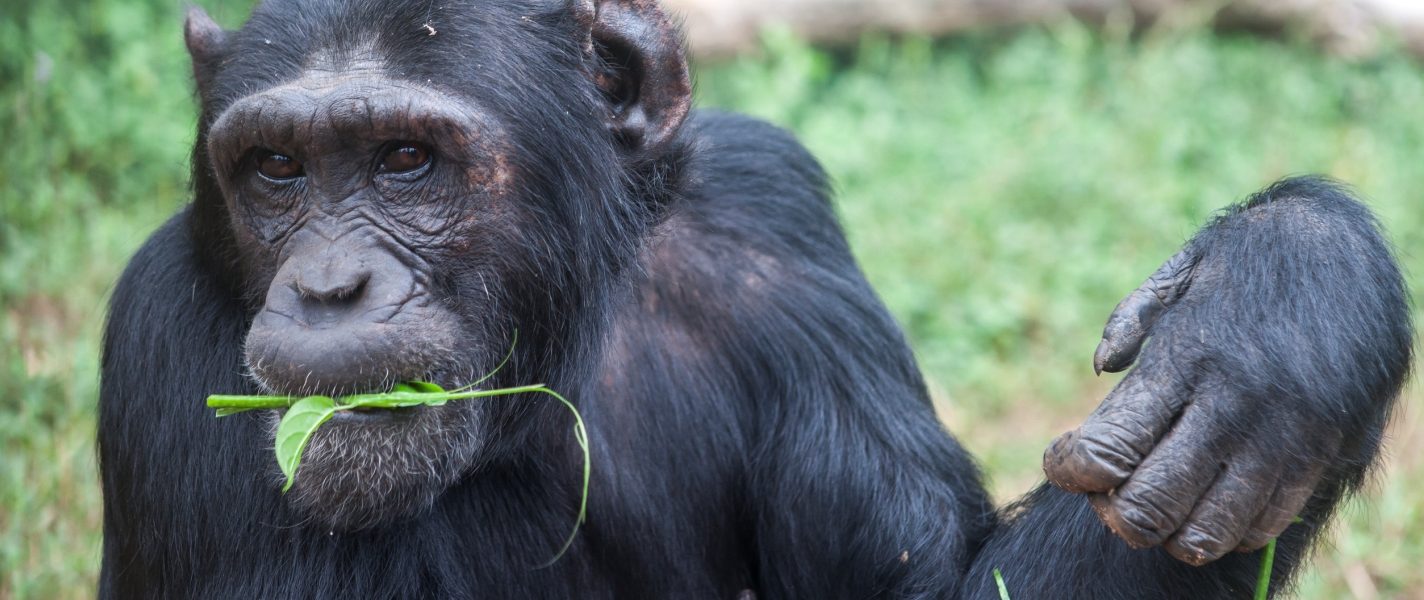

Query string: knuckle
[1076,435,1138,476]
[1045,431,1136,493]
[1108,480,1199,548]
[1167,522,1234,565]
[1043,432,1079,479]
[1107,494,1176,548]
[1109,510,1166,548]
[1092,415,1155,452]
[1165,541,1214,567]
[1102,312,1138,341]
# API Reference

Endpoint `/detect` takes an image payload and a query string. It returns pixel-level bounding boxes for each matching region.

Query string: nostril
[295,270,372,305]
[331,273,368,302]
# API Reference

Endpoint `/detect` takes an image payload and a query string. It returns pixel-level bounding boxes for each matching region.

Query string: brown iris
[256,151,304,180]
[380,142,431,174]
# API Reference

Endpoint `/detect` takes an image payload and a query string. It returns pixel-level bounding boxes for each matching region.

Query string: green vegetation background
[2,1,1421,598]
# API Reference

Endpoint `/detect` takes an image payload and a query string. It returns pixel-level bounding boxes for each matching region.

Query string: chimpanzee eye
[379,142,431,174]
[255,150,304,180]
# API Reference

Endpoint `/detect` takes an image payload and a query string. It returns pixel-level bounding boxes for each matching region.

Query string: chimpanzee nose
[247,228,451,396]
[293,256,372,323]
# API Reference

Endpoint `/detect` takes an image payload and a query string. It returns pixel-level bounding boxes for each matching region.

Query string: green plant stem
[206,385,553,411]
[205,395,295,409]
[1255,537,1278,600]
[527,386,590,569]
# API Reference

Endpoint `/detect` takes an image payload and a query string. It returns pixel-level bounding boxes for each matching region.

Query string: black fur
[99,1,1412,598]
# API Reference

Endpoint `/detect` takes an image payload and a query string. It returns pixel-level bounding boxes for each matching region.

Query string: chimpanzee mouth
[311,373,452,424]
[270,378,491,531]
[329,405,420,423]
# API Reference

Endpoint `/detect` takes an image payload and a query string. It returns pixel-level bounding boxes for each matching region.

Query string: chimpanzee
[98,0,1413,598]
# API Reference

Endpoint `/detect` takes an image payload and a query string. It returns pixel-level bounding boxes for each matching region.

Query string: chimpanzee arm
[739,270,998,598]
[683,112,997,598]
[958,176,1413,598]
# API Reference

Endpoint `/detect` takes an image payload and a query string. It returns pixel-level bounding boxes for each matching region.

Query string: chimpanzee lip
[329,405,420,423]
[246,306,463,399]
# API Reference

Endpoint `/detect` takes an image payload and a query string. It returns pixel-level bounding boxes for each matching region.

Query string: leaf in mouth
[272,395,340,493]
[202,333,590,565]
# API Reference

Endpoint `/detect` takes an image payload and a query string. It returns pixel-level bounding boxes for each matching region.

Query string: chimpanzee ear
[572,0,692,156]
[184,6,227,97]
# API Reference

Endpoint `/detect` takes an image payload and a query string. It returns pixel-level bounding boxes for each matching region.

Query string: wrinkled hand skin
[1044,179,1413,567]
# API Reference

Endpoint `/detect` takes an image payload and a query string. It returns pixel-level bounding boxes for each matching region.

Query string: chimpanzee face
[206,70,519,531]
[208,72,516,396]
[187,0,689,530]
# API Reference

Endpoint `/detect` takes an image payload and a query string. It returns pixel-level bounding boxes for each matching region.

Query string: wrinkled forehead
[205,38,508,169]
[197,0,581,165]
[208,69,494,156]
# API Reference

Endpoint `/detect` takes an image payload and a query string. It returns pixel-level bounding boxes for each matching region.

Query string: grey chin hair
[270,398,489,531]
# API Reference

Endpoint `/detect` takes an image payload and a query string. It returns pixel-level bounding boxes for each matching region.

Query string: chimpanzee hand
[1042,180,1412,566]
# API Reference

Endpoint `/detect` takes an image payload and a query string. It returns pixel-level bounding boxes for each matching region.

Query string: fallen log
[663,0,1424,59]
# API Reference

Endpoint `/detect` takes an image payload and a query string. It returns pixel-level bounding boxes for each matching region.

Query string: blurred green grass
[2,2,1421,598]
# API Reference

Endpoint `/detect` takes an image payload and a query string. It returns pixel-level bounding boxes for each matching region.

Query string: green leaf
[994,567,1011,600]
[407,381,445,394]
[273,395,340,493]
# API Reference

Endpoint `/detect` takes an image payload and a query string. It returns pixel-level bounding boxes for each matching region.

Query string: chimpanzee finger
[1236,459,1329,553]
[1087,398,1224,549]
[1163,458,1278,565]
[1093,247,1199,375]
[1044,367,1191,494]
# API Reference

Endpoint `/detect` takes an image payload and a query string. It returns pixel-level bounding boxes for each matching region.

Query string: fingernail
[1093,341,1108,375]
